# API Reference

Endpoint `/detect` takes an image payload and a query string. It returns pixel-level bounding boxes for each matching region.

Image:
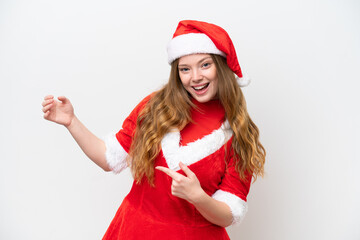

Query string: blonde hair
[129,54,265,185]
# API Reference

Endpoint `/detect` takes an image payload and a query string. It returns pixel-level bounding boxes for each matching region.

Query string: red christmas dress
[102,95,252,240]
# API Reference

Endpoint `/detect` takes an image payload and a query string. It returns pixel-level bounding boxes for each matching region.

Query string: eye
[202,62,211,68]
[179,67,190,72]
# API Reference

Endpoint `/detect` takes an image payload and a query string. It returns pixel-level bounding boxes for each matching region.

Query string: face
[178,54,218,103]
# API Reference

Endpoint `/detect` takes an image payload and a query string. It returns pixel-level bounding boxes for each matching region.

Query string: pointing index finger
[155,166,182,181]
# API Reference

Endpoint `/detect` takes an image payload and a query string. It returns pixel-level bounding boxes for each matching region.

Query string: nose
[191,69,203,82]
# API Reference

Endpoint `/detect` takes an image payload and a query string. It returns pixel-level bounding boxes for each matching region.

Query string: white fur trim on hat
[103,132,128,174]
[212,189,248,225]
[167,33,226,64]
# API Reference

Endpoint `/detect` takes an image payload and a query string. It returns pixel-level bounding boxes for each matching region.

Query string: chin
[192,94,214,103]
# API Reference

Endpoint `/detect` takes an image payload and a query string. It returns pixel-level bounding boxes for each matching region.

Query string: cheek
[179,74,190,87]
[210,71,218,86]
[207,67,218,83]
[212,80,219,95]
[210,73,219,94]
[211,69,218,81]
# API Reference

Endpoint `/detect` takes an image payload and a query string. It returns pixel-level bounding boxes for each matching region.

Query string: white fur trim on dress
[167,33,226,64]
[161,120,233,171]
[103,132,128,174]
[212,190,248,225]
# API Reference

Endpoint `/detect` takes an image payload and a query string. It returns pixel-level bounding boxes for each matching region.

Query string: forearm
[66,116,110,171]
[191,191,233,227]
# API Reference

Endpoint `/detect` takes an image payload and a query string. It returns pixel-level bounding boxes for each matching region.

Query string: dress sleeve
[211,146,252,225]
[103,94,152,173]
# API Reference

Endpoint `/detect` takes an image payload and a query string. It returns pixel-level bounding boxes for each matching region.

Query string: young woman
[42,20,265,240]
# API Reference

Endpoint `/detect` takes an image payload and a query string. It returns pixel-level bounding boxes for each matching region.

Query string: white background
[1,0,359,239]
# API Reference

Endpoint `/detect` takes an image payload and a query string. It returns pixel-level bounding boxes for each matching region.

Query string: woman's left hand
[156,162,205,204]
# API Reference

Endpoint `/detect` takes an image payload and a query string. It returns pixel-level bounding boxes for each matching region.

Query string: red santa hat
[167,20,250,87]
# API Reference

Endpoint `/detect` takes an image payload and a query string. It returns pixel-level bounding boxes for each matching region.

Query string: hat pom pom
[236,74,251,87]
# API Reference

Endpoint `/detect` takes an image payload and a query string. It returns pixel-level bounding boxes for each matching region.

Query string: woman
[42,20,265,239]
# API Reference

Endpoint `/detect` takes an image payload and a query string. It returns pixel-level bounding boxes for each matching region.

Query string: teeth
[193,83,208,90]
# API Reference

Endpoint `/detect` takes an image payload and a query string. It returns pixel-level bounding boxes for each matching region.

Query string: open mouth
[192,83,209,92]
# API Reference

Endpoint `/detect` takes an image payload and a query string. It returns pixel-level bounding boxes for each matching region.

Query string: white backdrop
[1,0,359,239]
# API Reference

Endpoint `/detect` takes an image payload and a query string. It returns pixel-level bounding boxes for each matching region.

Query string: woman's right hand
[42,95,75,127]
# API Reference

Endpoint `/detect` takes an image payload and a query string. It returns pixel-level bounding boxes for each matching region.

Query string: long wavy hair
[129,54,265,186]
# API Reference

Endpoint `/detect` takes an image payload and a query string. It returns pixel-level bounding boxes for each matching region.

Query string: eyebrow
[178,56,212,67]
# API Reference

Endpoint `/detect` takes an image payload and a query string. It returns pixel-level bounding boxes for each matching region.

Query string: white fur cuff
[212,190,248,225]
[103,132,128,174]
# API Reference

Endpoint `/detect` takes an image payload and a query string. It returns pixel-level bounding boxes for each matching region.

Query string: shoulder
[127,93,155,118]
[134,93,154,110]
